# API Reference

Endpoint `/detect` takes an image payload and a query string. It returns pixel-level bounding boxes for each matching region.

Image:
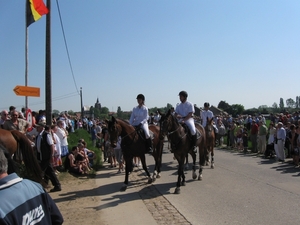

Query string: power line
[55,0,79,94]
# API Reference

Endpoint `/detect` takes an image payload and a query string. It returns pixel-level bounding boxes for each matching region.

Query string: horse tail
[10,130,43,184]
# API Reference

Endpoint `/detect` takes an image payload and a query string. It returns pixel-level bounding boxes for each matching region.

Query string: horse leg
[156,144,163,179]
[174,155,184,194]
[190,151,197,180]
[205,146,210,166]
[121,157,132,191]
[140,155,152,184]
[211,147,215,169]
[184,153,189,170]
[198,145,205,181]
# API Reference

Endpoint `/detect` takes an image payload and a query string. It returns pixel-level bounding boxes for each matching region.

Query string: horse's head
[106,116,120,148]
[205,117,214,133]
[158,109,178,139]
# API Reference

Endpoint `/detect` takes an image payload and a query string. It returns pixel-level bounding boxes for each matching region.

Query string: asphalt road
[144,145,300,225]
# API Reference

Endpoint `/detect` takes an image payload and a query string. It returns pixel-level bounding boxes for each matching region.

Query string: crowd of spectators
[214,111,300,166]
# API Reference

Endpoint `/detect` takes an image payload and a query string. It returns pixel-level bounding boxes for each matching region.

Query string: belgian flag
[26,0,49,27]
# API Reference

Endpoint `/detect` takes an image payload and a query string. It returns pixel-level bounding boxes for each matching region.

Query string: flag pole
[25,1,28,110]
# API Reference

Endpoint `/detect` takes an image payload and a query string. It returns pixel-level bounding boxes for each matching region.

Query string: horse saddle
[182,123,201,140]
[136,127,154,141]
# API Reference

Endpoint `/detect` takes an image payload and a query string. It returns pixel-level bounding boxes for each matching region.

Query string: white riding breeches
[182,118,196,135]
[141,123,150,139]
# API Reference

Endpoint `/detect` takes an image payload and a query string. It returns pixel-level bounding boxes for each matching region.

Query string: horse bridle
[112,122,138,147]
[161,114,187,144]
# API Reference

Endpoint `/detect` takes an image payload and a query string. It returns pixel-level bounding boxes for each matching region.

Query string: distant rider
[129,94,153,154]
[175,91,197,153]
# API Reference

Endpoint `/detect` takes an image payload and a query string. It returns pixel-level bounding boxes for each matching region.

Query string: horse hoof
[192,173,197,180]
[157,174,161,179]
[181,181,186,186]
[205,162,209,166]
[120,185,127,192]
[198,175,202,181]
[211,164,214,169]
[148,178,153,184]
[174,187,180,194]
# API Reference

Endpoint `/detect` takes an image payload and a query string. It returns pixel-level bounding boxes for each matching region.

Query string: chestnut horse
[205,117,215,168]
[106,116,164,191]
[0,129,43,184]
[159,109,206,194]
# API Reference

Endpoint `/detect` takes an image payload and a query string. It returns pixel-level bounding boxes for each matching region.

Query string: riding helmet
[204,102,210,108]
[136,94,145,101]
[178,91,188,98]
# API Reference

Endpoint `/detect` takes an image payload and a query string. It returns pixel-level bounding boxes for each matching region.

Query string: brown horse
[159,109,206,194]
[106,116,164,191]
[205,117,215,168]
[0,129,43,184]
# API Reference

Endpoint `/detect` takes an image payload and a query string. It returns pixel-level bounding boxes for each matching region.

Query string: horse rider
[201,102,218,134]
[129,94,153,154]
[175,91,197,153]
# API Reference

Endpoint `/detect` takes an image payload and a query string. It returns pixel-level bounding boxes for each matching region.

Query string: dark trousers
[40,161,61,187]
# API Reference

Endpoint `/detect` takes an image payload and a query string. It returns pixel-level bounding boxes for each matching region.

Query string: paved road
[143,145,300,225]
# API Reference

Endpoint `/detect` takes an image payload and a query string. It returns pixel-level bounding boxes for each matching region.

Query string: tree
[272,102,278,109]
[117,106,122,118]
[217,101,230,111]
[229,104,244,117]
[258,105,269,114]
[67,110,75,115]
[52,109,60,116]
[286,98,295,108]
[279,98,284,109]
[100,107,109,115]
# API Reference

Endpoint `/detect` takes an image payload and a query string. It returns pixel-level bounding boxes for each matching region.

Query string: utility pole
[80,87,84,120]
[45,0,52,125]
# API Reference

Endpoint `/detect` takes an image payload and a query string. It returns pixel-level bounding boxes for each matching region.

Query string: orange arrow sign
[13,85,40,97]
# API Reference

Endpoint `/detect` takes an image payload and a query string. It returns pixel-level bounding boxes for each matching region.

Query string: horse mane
[116,118,130,125]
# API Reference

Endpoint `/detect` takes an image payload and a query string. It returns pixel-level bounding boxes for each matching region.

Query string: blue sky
[1,1,299,113]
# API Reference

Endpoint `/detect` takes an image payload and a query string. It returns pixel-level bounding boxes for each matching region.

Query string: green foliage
[68,129,102,170]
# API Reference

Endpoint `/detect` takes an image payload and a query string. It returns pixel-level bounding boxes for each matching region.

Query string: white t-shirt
[201,110,214,127]
[175,101,194,117]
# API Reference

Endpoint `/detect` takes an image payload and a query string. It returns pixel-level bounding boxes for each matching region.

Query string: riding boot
[146,138,153,154]
[192,134,197,153]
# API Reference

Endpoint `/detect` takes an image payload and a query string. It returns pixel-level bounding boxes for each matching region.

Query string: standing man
[0,147,63,224]
[0,110,9,128]
[175,91,197,153]
[276,122,286,162]
[258,121,268,154]
[3,110,29,134]
[35,122,61,192]
[250,120,259,153]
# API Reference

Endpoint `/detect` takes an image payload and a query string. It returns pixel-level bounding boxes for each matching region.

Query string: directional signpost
[13,85,40,97]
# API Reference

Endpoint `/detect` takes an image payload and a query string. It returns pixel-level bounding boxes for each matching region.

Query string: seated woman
[65,146,88,175]
[82,141,96,167]
[77,143,91,169]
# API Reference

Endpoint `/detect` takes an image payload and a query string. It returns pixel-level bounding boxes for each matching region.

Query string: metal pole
[80,87,84,120]
[45,0,52,125]
[25,1,28,109]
